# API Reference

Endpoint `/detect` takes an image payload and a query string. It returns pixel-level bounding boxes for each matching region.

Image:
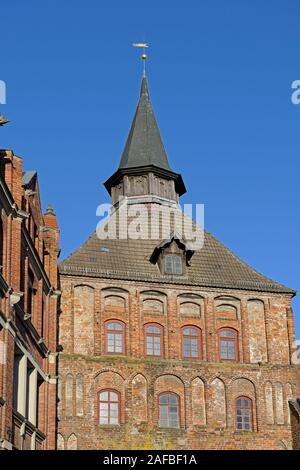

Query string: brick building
[57,76,300,450]
[289,399,300,449]
[0,142,60,449]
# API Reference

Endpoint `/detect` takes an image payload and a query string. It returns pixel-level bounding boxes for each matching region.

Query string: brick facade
[57,75,300,450]
[57,278,300,450]
[0,149,60,450]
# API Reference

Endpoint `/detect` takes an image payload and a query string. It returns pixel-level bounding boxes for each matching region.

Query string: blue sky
[1,0,299,336]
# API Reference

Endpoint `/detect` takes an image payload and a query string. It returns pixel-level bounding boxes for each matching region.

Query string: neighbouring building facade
[0,145,60,450]
[57,76,300,450]
[289,399,300,450]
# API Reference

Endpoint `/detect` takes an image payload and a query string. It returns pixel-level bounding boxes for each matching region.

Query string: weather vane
[0,115,9,126]
[132,42,149,77]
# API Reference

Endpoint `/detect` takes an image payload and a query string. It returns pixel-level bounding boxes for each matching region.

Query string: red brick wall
[57,276,300,450]
[0,150,60,450]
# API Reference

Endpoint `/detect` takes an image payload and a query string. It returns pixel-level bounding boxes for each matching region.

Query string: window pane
[147,325,160,334]
[191,341,198,357]
[153,338,161,355]
[236,398,251,432]
[107,334,115,352]
[159,406,168,427]
[107,322,123,331]
[165,256,173,273]
[169,394,178,405]
[100,391,108,401]
[183,340,190,357]
[110,405,118,417]
[220,341,227,358]
[220,330,235,338]
[110,392,118,402]
[164,255,182,275]
[228,341,235,359]
[159,395,169,405]
[110,415,118,425]
[174,256,182,274]
[146,337,153,354]
[100,404,108,415]
[170,416,179,427]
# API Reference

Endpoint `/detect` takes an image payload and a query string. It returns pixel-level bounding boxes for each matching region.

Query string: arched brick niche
[264,381,274,425]
[177,293,205,360]
[247,299,267,364]
[140,290,167,318]
[214,296,242,362]
[177,293,203,318]
[229,377,257,431]
[101,287,129,317]
[73,285,95,355]
[208,378,226,428]
[154,374,185,428]
[93,370,125,424]
[191,377,206,426]
[131,374,148,424]
[67,433,78,450]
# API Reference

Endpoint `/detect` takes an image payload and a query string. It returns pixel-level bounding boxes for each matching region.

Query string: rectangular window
[99,390,120,425]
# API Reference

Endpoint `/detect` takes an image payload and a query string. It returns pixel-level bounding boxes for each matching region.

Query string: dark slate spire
[104,75,186,200]
[118,77,171,171]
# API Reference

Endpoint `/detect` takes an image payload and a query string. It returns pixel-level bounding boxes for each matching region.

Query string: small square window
[164,255,183,275]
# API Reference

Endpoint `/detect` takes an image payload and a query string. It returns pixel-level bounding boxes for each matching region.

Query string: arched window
[145,324,163,356]
[182,326,202,359]
[164,255,182,275]
[236,396,252,431]
[105,321,125,354]
[218,328,238,361]
[159,392,180,428]
[99,389,120,425]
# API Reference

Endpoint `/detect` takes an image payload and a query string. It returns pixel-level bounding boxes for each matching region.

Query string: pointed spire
[45,204,55,216]
[104,74,186,199]
[140,76,149,97]
[118,76,171,171]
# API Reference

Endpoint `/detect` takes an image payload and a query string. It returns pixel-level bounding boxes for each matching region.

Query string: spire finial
[132,42,149,77]
[45,204,55,216]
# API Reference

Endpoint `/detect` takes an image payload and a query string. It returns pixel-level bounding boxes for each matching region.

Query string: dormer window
[164,254,182,275]
[150,236,194,275]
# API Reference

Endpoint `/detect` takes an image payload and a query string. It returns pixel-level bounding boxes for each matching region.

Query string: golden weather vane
[132,42,149,77]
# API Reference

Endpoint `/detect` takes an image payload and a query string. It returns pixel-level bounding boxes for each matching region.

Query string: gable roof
[22,170,37,187]
[60,225,295,295]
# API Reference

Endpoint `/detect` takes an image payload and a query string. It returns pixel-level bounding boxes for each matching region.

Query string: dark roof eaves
[58,264,296,296]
